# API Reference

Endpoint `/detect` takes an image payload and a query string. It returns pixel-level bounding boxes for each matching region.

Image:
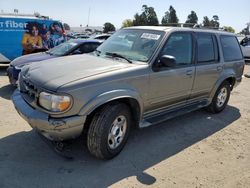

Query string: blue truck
[0,13,65,63]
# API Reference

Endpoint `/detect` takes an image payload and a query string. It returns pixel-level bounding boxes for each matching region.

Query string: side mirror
[159,55,176,67]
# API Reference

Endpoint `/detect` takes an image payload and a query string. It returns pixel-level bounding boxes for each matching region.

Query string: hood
[24,54,133,90]
[10,52,55,67]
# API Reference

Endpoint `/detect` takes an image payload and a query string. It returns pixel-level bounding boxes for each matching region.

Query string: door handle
[217,66,223,72]
[186,70,193,76]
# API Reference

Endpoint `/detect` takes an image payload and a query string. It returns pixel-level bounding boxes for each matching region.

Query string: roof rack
[160,23,222,30]
[160,23,195,27]
[0,12,50,19]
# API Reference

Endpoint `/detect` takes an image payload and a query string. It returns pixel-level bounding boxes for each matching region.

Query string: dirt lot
[0,64,249,188]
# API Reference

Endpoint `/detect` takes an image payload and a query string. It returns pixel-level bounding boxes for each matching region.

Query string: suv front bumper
[12,90,86,141]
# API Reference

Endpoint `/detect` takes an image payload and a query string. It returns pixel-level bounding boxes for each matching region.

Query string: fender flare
[78,89,144,119]
[208,73,236,101]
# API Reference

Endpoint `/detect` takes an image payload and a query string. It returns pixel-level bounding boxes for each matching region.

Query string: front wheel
[206,81,231,113]
[87,103,132,159]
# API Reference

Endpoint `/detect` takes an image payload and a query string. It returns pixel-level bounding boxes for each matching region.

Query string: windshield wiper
[105,52,132,64]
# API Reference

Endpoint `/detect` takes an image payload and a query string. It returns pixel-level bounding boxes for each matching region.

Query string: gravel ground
[0,64,249,188]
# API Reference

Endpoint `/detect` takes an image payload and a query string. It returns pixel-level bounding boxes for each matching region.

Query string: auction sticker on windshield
[141,33,161,40]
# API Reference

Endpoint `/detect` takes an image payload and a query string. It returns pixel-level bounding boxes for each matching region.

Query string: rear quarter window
[220,35,243,62]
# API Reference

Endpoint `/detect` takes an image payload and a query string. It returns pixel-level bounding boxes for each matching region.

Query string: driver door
[148,32,195,111]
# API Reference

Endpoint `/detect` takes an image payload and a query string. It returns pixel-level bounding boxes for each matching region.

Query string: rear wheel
[87,103,131,159]
[206,81,231,113]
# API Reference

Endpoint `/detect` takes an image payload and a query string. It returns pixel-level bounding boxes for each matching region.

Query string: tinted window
[161,33,193,65]
[95,36,110,40]
[197,34,215,63]
[79,43,100,53]
[47,41,78,56]
[240,37,250,46]
[221,36,243,61]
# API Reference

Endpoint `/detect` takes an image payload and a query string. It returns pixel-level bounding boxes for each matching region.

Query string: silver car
[240,36,250,62]
[12,26,245,159]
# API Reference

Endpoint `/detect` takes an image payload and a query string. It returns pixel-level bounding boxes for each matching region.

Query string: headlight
[39,92,72,112]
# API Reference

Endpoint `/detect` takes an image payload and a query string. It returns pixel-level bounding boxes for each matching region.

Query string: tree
[223,26,235,33]
[203,15,220,28]
[162,6,179,26]
[63,23,70,30]
[122,19,133,28]
[240,22,250,35]
[133,13,143,26]
[210,15,220,28]
[103,22,115,33]
[185,11,198,25]
[141,5,159,26]
[203,16,210,27]
[133,5,159,26]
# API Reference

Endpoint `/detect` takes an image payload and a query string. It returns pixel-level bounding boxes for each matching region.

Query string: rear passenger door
[190,32,221,101]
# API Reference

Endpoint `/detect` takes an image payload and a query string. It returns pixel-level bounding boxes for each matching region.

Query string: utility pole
[87,7,90,27]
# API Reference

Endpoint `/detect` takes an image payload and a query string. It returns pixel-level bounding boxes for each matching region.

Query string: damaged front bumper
[12,90,86,141]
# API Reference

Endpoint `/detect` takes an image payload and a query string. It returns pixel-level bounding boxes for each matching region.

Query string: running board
[140,101,208,128]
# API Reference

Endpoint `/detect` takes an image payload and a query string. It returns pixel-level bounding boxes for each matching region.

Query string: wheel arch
[79,89,144,128]
[209,75,236,102]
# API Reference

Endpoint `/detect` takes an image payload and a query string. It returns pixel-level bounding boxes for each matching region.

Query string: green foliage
[210,15,220,28]
[203,16,210,27]
[133,5,159,26]
[162,6,179,26]
[223,26,235,33]
[240,24,250,35]
[103,22,116,33]
[202,15,220,28]
[185,11,198,24]
[122,19,133,28]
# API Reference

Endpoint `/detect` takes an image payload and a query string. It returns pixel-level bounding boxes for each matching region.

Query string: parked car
[0,13,66,64]
[239,36,250,62]
[12,26,245,159]
[90,33,112,40]
[7,39,102,86]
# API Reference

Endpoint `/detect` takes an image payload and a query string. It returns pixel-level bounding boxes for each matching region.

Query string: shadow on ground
[0,84,15,100]
[0,105,240,188]
[0,66,16,100]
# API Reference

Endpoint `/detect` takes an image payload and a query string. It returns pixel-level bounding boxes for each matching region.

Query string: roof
[69,39,103,44]
[125,26,235,35]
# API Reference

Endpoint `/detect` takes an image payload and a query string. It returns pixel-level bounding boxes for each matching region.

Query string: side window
[247,39,250,46]
[77,43,99,54]
[96,36,110,40]
[197,33,216,63]
[160,33,193,66]
[89,43,100,51]
[220,35,243,62]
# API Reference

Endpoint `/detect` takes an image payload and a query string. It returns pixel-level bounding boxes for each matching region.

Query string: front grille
[19,75,39,104]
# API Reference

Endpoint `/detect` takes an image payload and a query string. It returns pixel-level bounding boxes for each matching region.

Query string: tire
[206,81,231,113]
[87,103,132,159]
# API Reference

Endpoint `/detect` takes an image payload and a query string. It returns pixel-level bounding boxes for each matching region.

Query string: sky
[0,0,249,32]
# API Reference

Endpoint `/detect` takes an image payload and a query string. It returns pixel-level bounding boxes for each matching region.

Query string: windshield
[47,41,78,56]
[96,29,164,62]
